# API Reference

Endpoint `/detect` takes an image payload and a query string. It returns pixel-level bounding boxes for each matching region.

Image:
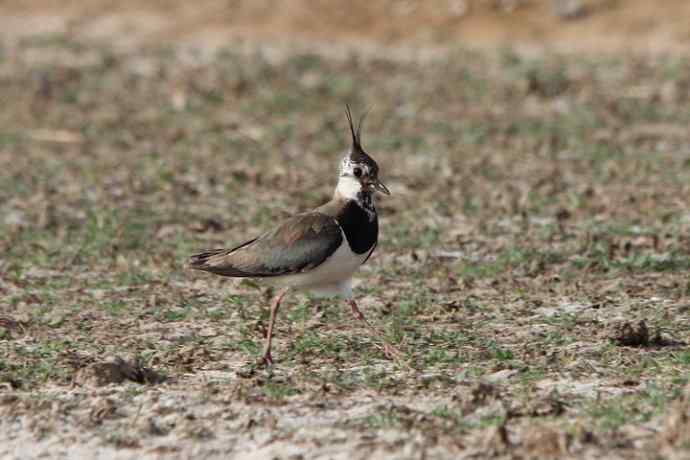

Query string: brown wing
[188,212,343,278]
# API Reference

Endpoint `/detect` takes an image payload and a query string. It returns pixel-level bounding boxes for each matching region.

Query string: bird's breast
[335,200,378,254]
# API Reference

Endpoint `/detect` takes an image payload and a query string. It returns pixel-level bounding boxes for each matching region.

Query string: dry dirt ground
[1,2,690,460]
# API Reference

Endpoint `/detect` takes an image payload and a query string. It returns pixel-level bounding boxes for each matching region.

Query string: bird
[189,106,394,365]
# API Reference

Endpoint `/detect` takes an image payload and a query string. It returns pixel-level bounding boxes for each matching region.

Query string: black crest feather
[345,104,361,149]
[344,105,377,169]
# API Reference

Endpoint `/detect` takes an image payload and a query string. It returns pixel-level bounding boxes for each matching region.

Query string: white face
[336,157,372,200]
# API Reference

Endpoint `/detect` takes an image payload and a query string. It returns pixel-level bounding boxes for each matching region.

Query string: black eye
[353,167,363,177]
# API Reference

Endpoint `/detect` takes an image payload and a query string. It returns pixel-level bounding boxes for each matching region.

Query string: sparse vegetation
[1,22,690,459]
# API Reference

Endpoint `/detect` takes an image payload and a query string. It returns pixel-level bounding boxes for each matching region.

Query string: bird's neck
[334,176,376,220]
[334,175,362,201]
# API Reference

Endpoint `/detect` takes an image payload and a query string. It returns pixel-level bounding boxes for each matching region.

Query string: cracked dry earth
[1,20,690,460]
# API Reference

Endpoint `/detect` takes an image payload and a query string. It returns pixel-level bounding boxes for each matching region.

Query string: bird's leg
[349,299,367,322]
[348,299,404,362]
[262,287,289,366]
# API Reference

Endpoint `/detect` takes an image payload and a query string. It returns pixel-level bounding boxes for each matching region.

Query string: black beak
[373,179,390,195]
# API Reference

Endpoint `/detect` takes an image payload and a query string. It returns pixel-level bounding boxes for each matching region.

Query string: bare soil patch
[1,5,690,459]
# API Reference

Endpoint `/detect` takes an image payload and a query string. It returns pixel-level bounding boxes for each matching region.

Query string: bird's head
[336,105,390,199]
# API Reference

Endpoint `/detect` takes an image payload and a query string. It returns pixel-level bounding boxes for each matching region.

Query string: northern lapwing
[189,106,394,365]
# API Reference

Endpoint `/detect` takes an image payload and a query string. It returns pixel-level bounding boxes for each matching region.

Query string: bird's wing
[188,212,343,278]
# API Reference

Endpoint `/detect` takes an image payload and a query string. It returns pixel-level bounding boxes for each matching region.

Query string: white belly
[268,232,373,298]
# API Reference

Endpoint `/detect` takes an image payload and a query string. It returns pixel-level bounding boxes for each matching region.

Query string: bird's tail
[188,249,229,270]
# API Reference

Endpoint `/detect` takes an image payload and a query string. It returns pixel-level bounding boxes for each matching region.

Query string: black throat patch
[336,196,378,255]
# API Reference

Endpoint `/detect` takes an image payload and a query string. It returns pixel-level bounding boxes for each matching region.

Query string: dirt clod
[75,358,166,387]
[611,320,651,347]
[610,320,685,348]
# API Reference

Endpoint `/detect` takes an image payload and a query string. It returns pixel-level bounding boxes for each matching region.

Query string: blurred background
[2,0,690,52]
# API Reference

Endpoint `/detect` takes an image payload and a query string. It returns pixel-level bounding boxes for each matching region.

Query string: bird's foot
[260,352,274,367]
[349,299,408,365]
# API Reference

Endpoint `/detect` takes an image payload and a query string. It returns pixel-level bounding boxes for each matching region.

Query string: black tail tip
[189,248,230,267]
[188,250,215,269]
